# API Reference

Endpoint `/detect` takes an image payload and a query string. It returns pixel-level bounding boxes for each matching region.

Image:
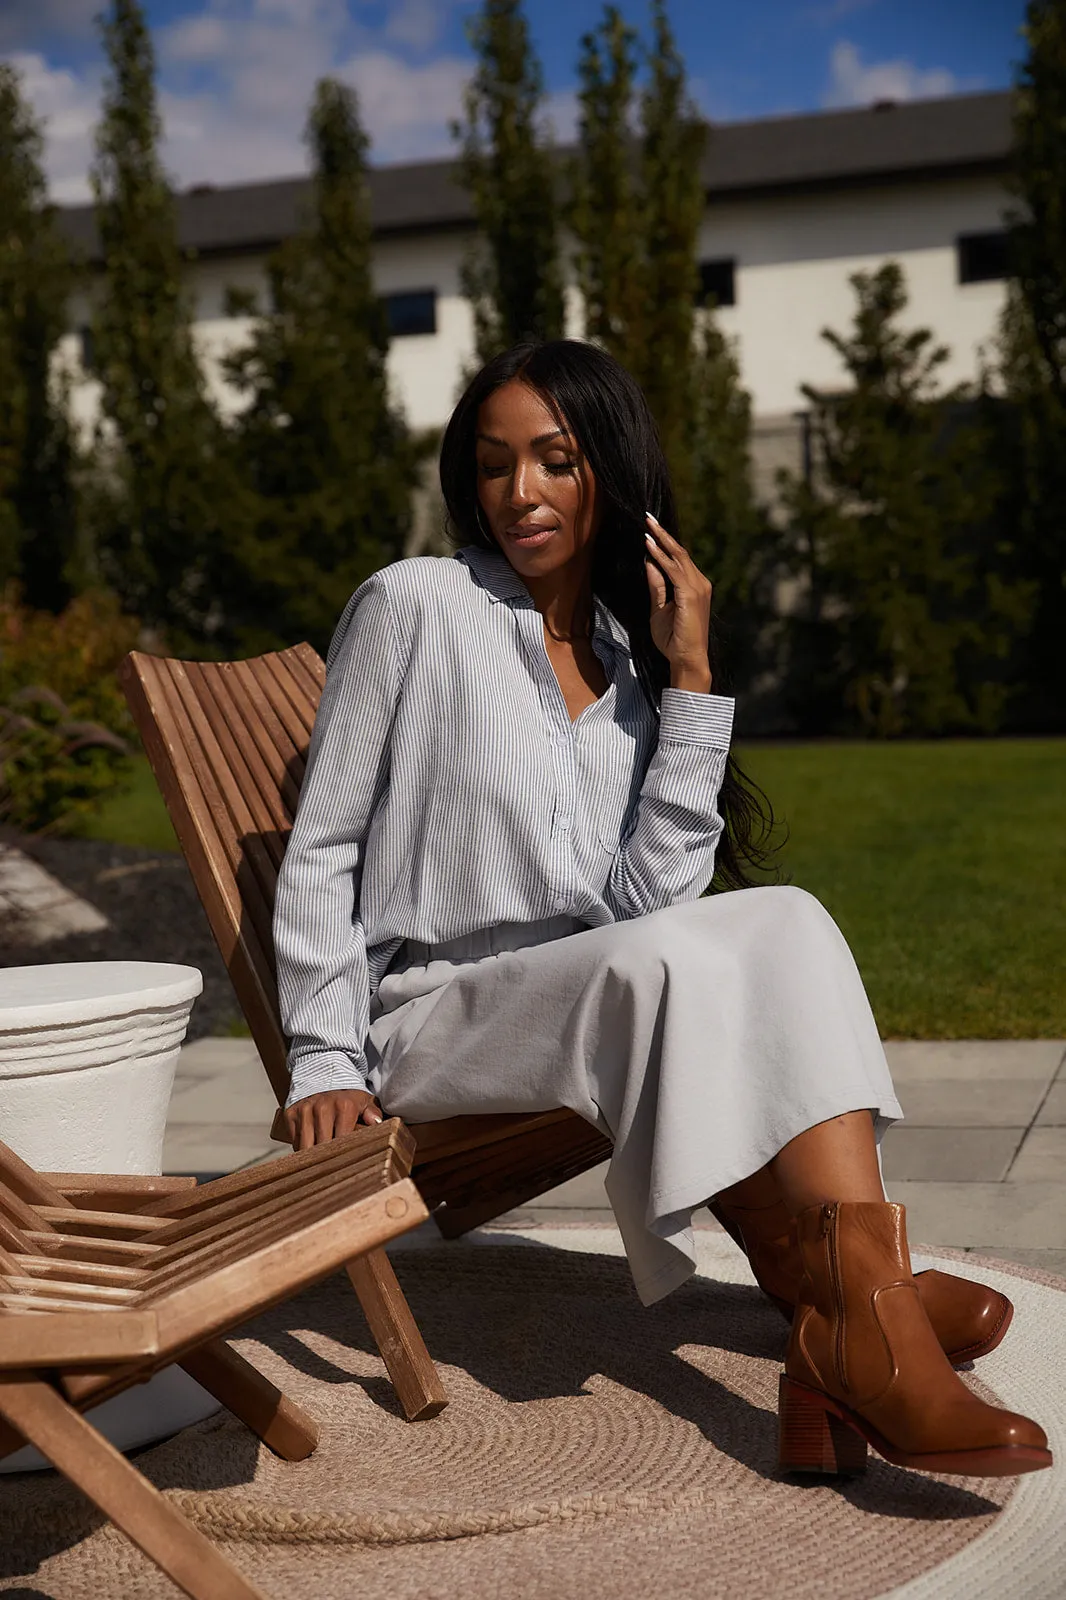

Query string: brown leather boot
[709,1193,1013,1364]
[778,1200,1051,1477]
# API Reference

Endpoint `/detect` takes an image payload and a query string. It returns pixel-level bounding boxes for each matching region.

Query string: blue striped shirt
[273,543,736,1107]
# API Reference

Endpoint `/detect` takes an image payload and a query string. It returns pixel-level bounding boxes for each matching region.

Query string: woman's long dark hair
[439,338,780,891]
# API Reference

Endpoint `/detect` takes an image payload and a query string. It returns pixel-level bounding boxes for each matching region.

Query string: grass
[72,742,1066,1039]
[739,738,1066,1040]
[75,754,179,853]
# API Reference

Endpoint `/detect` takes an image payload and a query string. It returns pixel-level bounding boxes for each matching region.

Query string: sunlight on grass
[739,738,1066,1039]
[74,755,178,853]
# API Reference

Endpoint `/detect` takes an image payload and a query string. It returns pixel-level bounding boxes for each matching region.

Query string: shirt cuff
[658,688,735,748]
[284,1049,370,1108]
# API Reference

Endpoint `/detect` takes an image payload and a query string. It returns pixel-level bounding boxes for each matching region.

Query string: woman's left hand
[644,512,713,682]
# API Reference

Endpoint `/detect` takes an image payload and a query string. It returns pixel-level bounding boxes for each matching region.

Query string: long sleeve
[273,574,402,1107]
[605,687,735,919]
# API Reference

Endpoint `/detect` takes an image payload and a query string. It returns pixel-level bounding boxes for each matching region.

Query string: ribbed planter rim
[0,961,203,1032]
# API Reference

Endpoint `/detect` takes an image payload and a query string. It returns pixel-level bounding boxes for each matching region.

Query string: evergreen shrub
[0,587,139,833]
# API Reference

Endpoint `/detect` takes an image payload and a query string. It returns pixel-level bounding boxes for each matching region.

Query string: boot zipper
[821,1201,847,1394]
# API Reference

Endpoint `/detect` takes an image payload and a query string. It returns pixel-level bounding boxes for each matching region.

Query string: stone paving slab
[893,1078,1051,1128]
[886,1180,1066,1248]
[163,1036,283,1176]
[881,1039,1065,1079]
[161,1122,289,1176]
[879,1125,1023,1183]
[1037,1080,1066,1126]
[0,843,110,944]
[1007,1127,1066,1184]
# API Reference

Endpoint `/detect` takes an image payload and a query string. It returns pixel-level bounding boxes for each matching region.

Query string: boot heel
[778,1375,867,1475]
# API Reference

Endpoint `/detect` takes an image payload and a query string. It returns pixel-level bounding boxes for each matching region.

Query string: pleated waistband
[397,914,587,969]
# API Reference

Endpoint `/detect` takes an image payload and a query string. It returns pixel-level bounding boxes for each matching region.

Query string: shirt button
[557,815,572,831]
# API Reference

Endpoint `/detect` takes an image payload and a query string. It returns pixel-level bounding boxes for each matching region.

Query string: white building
[57,89,1014,522]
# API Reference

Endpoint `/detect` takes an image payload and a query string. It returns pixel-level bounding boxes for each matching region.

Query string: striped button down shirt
[273,543,736,1107]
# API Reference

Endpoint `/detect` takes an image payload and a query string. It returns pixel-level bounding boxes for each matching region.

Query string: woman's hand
[644,512,713,688]
[283,1088,384,1150]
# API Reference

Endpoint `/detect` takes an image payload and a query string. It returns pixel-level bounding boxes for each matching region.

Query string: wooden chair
[0,1123,427,1600]
[118,646,612,1416]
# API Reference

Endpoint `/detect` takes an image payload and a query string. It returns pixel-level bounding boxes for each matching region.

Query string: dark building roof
[57,89,1011,263]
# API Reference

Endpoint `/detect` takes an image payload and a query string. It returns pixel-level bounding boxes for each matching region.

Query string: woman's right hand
[283,1088,384,1150]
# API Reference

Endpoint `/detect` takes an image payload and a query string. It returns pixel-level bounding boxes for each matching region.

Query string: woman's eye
[477,462,508,478]
[545,460,578,475]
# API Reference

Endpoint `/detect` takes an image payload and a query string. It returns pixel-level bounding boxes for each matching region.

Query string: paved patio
[165,1036,1066,1276]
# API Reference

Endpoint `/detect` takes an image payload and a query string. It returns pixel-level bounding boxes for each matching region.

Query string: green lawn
[76,741,1066,1039]
[739,738,1066,1040]
[76,755,179,853]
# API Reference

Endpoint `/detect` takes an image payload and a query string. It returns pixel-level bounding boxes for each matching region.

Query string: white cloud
[161,15,230,65]
[340,49,471,161]
[7,0,478,202]
[823,40,970,108]
[6,51,102,202]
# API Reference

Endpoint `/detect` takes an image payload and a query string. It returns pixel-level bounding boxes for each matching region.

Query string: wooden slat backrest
[119,645,327,1105]
[0,1125,423,1379]
[1,1173,425,1373]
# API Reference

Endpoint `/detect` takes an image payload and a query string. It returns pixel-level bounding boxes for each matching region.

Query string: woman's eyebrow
[475,429,573,448]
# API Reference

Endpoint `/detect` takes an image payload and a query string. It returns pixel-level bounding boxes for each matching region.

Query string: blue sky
[0,0,1028,202]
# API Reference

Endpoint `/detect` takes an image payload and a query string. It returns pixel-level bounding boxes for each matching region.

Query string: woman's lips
[505,525,557,548]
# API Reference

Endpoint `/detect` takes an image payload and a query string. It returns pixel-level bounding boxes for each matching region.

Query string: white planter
[0,960,223,1472]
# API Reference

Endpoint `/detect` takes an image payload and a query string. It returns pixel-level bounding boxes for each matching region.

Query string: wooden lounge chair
[0,1123,428,1599]
[118,645,612,1418]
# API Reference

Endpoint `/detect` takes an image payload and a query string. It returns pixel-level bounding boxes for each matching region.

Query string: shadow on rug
[0,1243,1013,1600]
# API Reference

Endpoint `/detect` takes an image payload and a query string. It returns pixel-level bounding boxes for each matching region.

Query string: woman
[273,339,1050,1479]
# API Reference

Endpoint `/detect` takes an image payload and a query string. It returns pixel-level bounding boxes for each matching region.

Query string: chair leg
[345,1247,448,1421]
[180,1339,318,1461]
[0,1374,265,1600]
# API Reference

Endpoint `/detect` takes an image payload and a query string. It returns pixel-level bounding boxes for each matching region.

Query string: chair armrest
[0,1310,161,1368]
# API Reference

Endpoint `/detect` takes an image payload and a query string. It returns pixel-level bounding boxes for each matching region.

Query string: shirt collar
[454,544,631,656]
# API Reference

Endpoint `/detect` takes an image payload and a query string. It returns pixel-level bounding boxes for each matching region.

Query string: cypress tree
[566,7,643,358]
[779,262,1029,737]
[568,2,704,478]
[0,64,78,611]
[687,314,779,701]
[88,0,226,643]
[222,78,415,655]
[1009,0,1066,404]
[567,2,773,703]
[453,0,565,363]
[997,0,1066,728]
[633,0,706,501]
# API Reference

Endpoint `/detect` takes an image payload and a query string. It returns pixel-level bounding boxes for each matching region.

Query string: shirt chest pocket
[595,800,625,856]
[590,721,654,856]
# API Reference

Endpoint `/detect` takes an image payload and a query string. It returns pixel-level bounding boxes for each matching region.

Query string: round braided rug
[1,1226,1063,1600]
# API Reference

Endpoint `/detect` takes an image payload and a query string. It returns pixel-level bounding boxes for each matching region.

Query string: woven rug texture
[2,1229,1062,1600]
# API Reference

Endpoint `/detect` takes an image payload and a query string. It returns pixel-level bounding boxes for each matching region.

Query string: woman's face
[474,380,601,579]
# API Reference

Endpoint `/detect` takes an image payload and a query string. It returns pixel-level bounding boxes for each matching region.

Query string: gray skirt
[365,886,903,1306]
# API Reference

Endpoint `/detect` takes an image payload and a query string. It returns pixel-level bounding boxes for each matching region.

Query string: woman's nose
[508,456,537,509]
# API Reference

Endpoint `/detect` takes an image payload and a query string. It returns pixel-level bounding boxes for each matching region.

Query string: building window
[957,232,1010,284]
[697,258,736,308]
[383,289,437,337]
